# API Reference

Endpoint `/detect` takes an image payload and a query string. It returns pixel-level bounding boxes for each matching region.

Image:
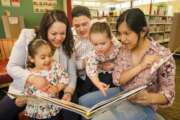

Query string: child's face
[30,45,52,70]
[90,33,112,54]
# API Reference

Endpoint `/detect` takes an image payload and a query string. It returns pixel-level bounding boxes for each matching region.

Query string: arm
[6,29,35,91]
[63,54,77,100]
[113,54,160,85]
[86,53,109,96]
[156,56,175,106]
[129,56,175,106]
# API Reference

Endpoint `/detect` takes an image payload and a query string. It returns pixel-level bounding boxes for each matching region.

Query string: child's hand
[101,62,114,71]
[28,75,49,91]
[46,85,59,96]
[15,97,27,107]
[96,81,109,96]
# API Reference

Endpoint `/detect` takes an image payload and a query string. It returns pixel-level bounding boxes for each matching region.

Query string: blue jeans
[79,87,155,120]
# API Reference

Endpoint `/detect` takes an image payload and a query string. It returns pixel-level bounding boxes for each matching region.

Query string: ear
[140,27,148,38]
[28,56,34,63]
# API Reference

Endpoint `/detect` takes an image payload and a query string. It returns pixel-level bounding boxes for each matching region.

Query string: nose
[55,34,63,41]
[96,45,102,51]
[120,35,127,43]
[79,25,84,32]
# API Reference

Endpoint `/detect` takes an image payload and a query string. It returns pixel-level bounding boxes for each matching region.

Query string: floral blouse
[24,62,70,119]
[113,40,176,107]
[86,41,120,79]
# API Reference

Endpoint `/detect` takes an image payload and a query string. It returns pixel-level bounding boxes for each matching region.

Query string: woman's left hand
[128,90,153,106]
[62,92,72,101]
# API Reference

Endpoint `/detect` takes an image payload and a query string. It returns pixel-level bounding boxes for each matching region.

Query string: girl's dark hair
[89,22,112,39]
[116,8,148,41]
[72,5,91,19]
[27,39,51,68]
[36,10,74,58]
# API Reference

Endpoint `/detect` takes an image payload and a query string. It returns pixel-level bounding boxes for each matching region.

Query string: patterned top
[74,35,94,80]
[86,41,120,79]
[113,40,176,107]
[24,62,70,119]
[74,35,94,70]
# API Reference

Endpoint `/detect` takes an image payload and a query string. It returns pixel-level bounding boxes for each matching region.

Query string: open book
[8,84,148,119]
[7,48,176,119]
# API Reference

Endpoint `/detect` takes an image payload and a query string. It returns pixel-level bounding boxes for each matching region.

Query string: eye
[51,32,57,36]
[40,55,45,59]
[60,32,65,35]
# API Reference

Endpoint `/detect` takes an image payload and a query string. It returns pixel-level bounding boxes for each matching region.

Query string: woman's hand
[27,75,49,91]
[15,97,27,107]
[128,90,153,106]
[140,55,160,70]
[95,81,109,96]
[62,92,72,101]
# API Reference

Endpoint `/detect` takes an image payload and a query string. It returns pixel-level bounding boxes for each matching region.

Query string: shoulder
[149,40,171,57]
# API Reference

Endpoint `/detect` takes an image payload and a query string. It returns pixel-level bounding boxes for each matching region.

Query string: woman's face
[47,21,66,48]
[90,32,112,54]
[118,21,138,50]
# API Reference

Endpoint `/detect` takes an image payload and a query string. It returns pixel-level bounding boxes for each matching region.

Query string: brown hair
[89,22,112,39]
[27,39,52,68]
[36,10,74,58]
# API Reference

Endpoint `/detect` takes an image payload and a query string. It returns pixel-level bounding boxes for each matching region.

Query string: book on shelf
[8,84,149,119]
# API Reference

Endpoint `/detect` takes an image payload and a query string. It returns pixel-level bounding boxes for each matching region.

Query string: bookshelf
[103,15,173,44]
[146,15,173,44]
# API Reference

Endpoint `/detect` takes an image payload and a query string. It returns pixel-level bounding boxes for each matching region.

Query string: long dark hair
[116,8,149,42]
[36,10,74,58]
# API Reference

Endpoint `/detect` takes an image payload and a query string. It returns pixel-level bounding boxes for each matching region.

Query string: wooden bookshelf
[97,15,173,44]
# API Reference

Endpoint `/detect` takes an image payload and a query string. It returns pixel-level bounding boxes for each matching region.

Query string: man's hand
[101,62,114,71]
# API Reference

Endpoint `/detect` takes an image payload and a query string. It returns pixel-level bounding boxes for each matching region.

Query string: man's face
[73,16,91,39]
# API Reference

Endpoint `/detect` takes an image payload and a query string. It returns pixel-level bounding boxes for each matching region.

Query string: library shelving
[104,15,173,44]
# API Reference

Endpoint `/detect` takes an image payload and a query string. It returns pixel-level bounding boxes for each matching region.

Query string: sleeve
[56,63,70,85]
[158,56,176,107]
[85,52,99,80]
[112,50,128,86]
[6,29,35,91]
[64,53,77,92]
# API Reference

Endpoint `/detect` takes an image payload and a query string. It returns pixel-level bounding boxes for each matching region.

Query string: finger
[101,89,107,96]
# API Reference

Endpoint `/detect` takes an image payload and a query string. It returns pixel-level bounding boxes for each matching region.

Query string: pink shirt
[113,40,175,107]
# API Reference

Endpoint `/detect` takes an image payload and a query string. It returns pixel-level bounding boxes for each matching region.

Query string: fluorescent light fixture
[133,0,151,6]
[152,0,174,3]
[84,1,100,7]
[72,1,82,5]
